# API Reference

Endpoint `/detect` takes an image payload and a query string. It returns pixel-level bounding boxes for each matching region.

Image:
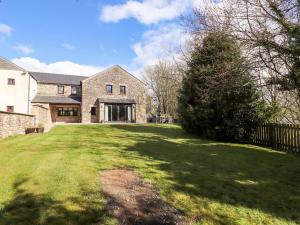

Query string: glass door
[104,104,133,122]
[127,105,132,122]
[119,105,126,122]
[104,105,112,122]
[112,105,118,121]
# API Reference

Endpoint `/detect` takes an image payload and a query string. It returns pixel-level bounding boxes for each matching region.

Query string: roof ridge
[30,71,88,77]
[0,56,26,71]
[30,71,87,85]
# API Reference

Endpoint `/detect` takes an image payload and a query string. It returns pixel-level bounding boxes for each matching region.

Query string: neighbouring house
[0,57,147,130]
[0,57,37,115]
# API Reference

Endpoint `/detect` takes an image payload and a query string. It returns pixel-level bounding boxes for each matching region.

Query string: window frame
[58,107,64,116]
[7,106,14,112]
[7,78,15,85]
[120,85,126,95]
[57,107,79,117]
[71,86,77,95]
[106,84,113,94]
[91,106,97,116]
[73,108,78,117]
[57,85,65,94]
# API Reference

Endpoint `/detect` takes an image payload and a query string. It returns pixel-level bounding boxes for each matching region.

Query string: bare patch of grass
[100,168,186,225]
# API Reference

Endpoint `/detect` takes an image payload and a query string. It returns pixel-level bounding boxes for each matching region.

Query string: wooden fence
[253,123,300,153]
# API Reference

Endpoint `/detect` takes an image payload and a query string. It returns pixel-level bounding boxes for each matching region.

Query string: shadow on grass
[113,125,300,223]
[113,124,187,139]
[1,124,299,224]
[0,178,110,225]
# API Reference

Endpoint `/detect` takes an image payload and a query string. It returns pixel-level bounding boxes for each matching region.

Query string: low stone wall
[0,111,35,139]
[31,104,53,132]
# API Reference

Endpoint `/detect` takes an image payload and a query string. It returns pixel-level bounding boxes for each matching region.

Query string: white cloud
[14,44,34,55]
[100,0,225,25]
[100,0,192,25]
[62,43,75,50]
[0,23,13,36]
[10,0,222,78]
[11,57,103,76]
[130,23,190,72]
[192,0,222,10]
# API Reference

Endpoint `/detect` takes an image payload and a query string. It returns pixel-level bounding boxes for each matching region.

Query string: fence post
[269,123,276,148]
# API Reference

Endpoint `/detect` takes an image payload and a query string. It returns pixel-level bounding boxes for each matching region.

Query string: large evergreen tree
[178,31,273,142]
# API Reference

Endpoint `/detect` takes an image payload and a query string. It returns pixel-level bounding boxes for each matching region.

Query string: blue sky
[0,0,202,76]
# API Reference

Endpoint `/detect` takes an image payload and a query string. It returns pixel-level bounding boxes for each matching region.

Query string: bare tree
[191,0,300,89]
[224,0,300,93]
[142,60,183,119]
[227,0,300,122]
[188,0,300,123]
[259,69,300,123]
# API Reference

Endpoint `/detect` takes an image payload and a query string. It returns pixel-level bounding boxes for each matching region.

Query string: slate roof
[98,98,136,104]
[32,95,82,104]
[30,72,88,85]
[0,57,25,71]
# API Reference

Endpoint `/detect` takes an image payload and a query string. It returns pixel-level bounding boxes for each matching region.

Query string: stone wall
[37,83,82,97]
[33,83,82,125]
[31,104,53,131]
[81,65,146,123]
[32,104,81,126]
[50,104,81,123]
[0,111,35,138]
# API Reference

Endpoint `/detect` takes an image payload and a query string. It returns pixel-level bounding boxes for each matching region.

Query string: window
[7,106,14,112]
[58,108,64,116]
[91,107,97,116]
[106,84,113,94]
[57,107,79,116]
[71,86,77,95]
[8,78,15,85]
[120,85,126,95]
[58,85,64,94]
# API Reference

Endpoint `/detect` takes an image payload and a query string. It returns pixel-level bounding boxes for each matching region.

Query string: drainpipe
[27,72,31,114]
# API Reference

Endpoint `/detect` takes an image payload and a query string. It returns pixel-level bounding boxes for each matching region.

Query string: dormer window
[106,84,113,94]
[120,85,126,95]
[8,78,15,85]
[58,85,64,94]
[71,86,77,95]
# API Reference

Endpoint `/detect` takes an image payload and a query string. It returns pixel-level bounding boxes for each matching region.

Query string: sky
[0,0,211,77]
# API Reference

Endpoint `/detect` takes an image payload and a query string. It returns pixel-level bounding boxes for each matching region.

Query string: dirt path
[100,169,186,225]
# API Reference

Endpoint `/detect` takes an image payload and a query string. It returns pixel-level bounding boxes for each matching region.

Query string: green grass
[0,124,299,225]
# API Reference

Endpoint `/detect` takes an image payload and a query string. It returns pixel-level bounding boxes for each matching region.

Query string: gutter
[27,72,31,114]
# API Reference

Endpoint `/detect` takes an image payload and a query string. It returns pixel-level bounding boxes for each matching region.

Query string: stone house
[0,57,146,129]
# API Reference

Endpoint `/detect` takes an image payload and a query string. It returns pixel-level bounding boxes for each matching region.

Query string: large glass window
[58,107,79,116]
[58,85,64,94]
[106,84,113,94]
[112,105,118,121]
[104,104,133,122]
[119,105,126,121]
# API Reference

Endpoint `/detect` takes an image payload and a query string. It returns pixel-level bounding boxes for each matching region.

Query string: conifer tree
[178,31,274,142]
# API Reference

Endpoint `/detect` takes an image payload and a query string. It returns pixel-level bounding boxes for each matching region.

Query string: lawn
[0,124,299,225]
